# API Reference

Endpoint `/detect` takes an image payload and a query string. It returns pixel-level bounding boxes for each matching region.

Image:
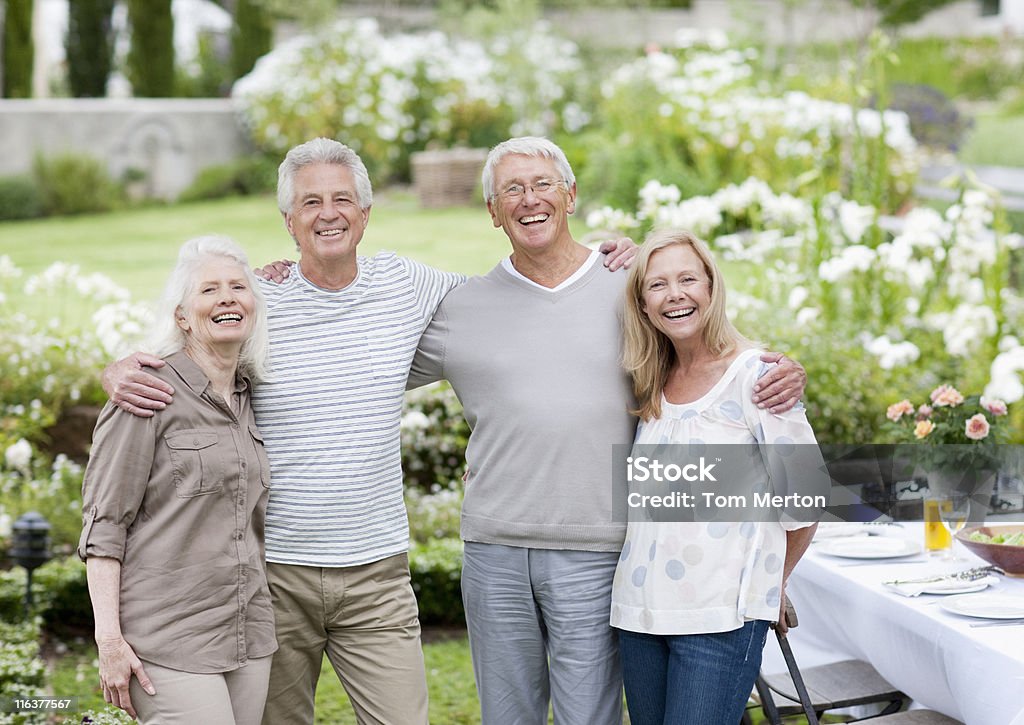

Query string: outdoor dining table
[759,523,1024,725]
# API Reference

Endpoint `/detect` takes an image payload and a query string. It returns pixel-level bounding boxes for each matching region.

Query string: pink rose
[886,400,914,422]
[916,404,933,421]
[930,384,964,407]
[980,396,1008,417]
[914,420,935,439]
[965,414,990,441]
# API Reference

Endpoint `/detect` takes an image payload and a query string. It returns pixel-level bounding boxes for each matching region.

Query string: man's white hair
[481,136,576,202]
[277,137,373,214]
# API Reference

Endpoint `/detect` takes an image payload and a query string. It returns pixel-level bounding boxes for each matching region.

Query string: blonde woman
[610,229,819,725]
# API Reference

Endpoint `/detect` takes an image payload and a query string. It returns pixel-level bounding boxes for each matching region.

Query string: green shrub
[178,156,278,202]
[0,558,90,629]
[32,153,121,216]
[0,618,47,724]
[884,84,972,151]
[409,538,464,626]
[0,177,43,221]
[401,384,470,493]
[34,557,91,635]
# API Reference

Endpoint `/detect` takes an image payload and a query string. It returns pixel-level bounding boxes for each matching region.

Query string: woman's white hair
[147,235,271,382]
[277,137,373,214]
[481,136,576,201]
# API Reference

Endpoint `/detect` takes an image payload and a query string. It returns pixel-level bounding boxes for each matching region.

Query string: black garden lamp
[10,512,51,617]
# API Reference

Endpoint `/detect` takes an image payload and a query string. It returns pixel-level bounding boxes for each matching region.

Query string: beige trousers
[129,655,272,725]
[261,553,428,725]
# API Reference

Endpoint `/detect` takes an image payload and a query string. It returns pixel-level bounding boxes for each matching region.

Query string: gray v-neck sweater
[410,257,635,551]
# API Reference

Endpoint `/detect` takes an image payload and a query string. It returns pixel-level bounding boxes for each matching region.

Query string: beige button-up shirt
[79,351,276,673]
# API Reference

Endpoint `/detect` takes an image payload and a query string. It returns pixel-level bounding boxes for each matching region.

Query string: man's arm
[102,353,174,417]
[597,238,637,271]
[753,353,806,413]
[254,259,295,283]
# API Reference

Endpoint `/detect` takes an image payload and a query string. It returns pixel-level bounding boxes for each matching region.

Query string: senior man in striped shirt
[100,137,636,725]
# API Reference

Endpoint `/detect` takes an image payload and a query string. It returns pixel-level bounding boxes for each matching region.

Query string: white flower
[986,343,1024,403]
[863,335,920,370]
[787,286,808,310]
[401,411,431,432]
[4,438,32,470]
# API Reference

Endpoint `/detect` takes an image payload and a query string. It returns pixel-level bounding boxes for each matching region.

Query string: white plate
[920,575,998,595]
[940,593,1024,619]
[817,536,921,559]
[814,523,873,540]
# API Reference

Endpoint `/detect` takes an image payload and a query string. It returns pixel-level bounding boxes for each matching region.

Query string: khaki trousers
[129,655,272,725]
[261,553,428,725]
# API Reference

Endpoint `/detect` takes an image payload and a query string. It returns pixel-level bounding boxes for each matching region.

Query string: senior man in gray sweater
[407,136,806,725]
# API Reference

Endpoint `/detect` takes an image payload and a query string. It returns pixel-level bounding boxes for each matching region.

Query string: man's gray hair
[277,137,373,214]
[147,235,271,382]
[481,136,576,202]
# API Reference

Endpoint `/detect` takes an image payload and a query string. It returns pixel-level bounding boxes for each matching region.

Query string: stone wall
[337,0,1017,47]
[0,98,251,200]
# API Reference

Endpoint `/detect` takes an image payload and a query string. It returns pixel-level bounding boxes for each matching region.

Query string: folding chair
[750,598,963,725]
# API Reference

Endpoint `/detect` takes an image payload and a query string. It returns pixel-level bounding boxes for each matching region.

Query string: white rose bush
[233,18,585,181]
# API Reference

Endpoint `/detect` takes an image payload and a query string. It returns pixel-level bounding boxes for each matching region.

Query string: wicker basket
[411,148,489,208]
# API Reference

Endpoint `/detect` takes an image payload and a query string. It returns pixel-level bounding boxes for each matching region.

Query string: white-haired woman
[79,236,275,724]
[610,229,819,725]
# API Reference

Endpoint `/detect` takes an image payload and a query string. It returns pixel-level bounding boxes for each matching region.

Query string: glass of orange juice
[924,497,951,553]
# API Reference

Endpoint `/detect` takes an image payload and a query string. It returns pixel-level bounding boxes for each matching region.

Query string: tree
[126,0,174,96]
[231,0,274,80]
[853,0,958,27]
[2,0,34,98]
[66,0,115,97]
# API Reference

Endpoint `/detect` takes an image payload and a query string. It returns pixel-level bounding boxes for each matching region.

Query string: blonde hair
[622,228,751,421]
[147,236,271,382]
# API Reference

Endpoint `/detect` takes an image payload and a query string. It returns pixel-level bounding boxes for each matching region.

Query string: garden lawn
[0,190,592,302]
[960,113,1024,168]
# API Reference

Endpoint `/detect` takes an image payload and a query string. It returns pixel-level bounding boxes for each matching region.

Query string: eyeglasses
[496,179,567,201]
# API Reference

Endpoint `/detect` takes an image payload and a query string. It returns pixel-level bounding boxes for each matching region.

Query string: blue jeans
[461,543,623,725]
[618,620,770,725]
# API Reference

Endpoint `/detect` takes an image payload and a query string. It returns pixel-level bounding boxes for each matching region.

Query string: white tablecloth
[760,524,1024,725]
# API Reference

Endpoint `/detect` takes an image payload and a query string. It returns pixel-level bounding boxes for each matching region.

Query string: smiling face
[177,256,256,354]
[487,154,576,256]
[284,162,371,270]
[640,243,712,348]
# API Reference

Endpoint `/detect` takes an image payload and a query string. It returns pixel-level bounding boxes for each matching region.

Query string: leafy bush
[410,538,464,626]
[0,558,90,629]
[883,84,972,151]
[0,177,43,221]
[233,18,586,182]
[34,557,91,635]
[406,486,462,544]
[32,154,122,216]
[178,156,279,202]
[401,384,470,493]
[0,619,47,724]
[575,33,918,213]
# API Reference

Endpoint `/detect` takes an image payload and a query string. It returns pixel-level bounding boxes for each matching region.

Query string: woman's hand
[97,636,155,719]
